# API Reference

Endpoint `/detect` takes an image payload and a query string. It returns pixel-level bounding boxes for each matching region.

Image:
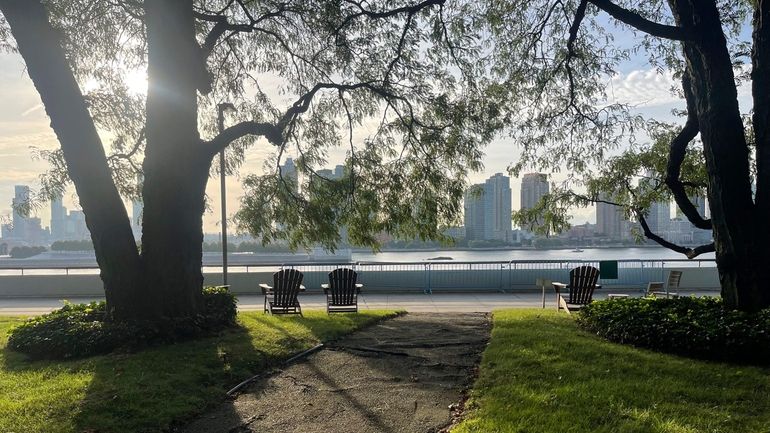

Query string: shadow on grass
[453,310,770,433]
[69,324,266,433]
[0,310,395,433]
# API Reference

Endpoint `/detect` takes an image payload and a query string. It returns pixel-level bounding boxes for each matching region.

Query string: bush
[577,297,770,364]
[7,286,237,360]
[50,240,94,251]
[9,245,46,258]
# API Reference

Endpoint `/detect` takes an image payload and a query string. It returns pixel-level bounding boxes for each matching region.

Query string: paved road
[0,289,720,316]
[181,313,490,433]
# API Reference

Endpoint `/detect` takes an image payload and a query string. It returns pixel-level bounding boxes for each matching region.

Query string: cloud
[605,69,681,107]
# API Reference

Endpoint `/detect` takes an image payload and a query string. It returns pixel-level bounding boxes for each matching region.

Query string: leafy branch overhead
[6,0,499,249]
[486,0,753,261]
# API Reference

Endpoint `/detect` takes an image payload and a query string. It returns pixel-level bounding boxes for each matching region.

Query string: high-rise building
[11,185,30,236]
[483,173,512,241]
[463,174,513,242]
[333,164,345,179]
[596,195,623,239]
[463,184,485,241]
[280,158,298,192]
[66,211,89,240]
[1,185,47,243]
[50,193,66,240]
[647,200,670,234]
[520,173,549,211]
[520,173,549,231]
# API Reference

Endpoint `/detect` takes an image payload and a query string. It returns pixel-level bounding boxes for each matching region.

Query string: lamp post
[217,103,235,285]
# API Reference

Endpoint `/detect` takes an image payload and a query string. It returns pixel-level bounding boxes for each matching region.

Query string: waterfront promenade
[0,289,720,316]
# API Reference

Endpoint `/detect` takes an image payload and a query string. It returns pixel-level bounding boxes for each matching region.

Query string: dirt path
[182,313,490,433]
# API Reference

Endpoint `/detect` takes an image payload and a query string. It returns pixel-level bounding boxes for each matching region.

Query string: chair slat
[327,268,359,312]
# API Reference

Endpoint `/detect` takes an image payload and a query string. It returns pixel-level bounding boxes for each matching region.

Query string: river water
[352,247,715,262]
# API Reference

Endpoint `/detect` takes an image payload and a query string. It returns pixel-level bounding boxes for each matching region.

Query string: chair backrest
[568,266,600,305]
[328,268,357,306]
[646,281,664,295]
[668,270,683,290]
[272,269,304,307]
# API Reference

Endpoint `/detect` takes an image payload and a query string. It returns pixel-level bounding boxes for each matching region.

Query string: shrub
[7,286,238,360]
[9,245,46,258]
[577,297,770,364]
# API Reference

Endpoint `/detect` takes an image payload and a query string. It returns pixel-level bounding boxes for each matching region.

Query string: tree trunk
[0,0,152,320]
[141,0,209,318]
[669,0,769,310]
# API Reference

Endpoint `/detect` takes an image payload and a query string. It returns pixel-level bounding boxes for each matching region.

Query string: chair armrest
[595,284,602,290]
[355,283,363,294]
[552,282,566,293]
[259,283,272,294]
[321,283,329,294]
[299,284,306,292]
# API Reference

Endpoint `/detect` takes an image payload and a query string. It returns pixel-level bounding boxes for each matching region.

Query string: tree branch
[207,121,282,156]
[637,211,713,259]
[588,0,695,41]
[664,71,712,230]
[335,0,445,34]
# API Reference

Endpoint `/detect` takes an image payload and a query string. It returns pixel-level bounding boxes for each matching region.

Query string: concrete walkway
[0,289,720,316]
[181,313,490,433]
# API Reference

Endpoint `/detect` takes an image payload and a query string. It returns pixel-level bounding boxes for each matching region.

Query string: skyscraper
[483,173,512,241]
[333,164,345,179]
[50,193,66,240]
[647,200,671,234]
[11,185,30,236]
[596,195,623,239]
[463,184,485,241]
[520,173,549,210]
[519,173,549,231]
[463,174,513,242]
[280,158,298,192]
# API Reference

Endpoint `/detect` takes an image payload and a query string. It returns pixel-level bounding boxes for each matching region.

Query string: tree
[484,0,767,311]
[0,0,495,321]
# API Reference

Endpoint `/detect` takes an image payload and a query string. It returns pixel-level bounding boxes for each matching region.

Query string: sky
[0,10,755,234]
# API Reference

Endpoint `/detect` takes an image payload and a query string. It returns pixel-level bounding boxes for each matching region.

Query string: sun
[124,69,148,95]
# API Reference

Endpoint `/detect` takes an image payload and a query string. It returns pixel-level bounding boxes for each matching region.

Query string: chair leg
[558,296,571,315]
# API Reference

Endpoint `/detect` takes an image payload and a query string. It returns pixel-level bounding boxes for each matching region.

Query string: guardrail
[0,259,719,297]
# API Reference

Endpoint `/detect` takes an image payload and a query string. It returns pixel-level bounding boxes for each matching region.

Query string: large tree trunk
[670,0,769,310]
[0,0,152,320]
[141,0,210,318]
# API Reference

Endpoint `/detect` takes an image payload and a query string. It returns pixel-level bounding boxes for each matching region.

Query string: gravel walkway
[182,313,490,433]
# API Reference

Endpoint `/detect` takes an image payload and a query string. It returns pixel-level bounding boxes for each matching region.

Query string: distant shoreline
[353,245,668,253]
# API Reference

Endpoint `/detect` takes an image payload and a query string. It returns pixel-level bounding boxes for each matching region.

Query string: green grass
[0,310,397,433]
[453,309,770,433]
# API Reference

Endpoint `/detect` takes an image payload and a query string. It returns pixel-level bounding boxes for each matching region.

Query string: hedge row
[7,286,237,360]
[577,297,770,365]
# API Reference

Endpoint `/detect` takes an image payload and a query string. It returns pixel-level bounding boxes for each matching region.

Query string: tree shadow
[465,312,770,432]
[67,324,268,433]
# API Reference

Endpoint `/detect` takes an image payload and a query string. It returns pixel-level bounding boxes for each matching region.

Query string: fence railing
[0,259,719,296]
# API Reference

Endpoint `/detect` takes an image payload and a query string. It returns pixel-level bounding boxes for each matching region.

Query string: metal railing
[0,259,718,294]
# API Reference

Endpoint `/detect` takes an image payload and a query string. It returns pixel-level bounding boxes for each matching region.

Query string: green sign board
[599,260,619,279]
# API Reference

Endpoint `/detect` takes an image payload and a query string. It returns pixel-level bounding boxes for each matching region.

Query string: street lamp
[217,103,235,285]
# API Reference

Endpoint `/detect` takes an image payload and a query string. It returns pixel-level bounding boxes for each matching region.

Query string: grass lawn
[0,310,396,433]
[453,309,770,433]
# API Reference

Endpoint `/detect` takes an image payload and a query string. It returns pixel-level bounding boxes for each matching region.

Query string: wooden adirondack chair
[552,265,601,314]
[647,270,682,299]
[321,268,363,313]
[259,269,305,315]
